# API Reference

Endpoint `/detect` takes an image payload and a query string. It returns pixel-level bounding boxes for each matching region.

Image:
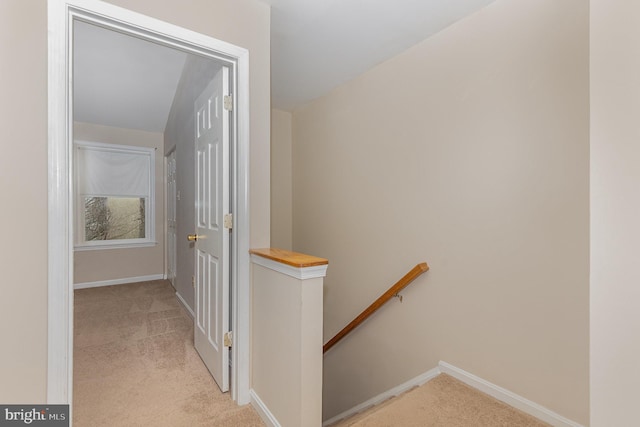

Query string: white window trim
[74,240,157,251]
[74,140,156,250]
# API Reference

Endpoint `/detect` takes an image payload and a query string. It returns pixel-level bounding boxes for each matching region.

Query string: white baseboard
[323,362,583,427]
[322,366,441,427]
[175,291,195,318]
[74,274,165,289]
[438,361,583,427]
[250,389,281,427]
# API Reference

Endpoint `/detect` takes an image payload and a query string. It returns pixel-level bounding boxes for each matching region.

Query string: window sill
[74,241,158,251]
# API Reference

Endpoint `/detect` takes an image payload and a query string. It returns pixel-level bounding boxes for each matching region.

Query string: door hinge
[224,331,233,347]
[223,95,233,111]
[224,213,233,230]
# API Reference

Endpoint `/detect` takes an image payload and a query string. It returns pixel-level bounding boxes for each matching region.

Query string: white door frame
[47,0,251,406]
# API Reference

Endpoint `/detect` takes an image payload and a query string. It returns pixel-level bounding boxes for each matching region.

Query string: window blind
[76,144,151,197]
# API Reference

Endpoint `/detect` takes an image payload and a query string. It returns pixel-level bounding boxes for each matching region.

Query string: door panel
[193,67,230,392]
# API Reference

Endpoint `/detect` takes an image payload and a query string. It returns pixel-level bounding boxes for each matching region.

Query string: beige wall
[292,0,589,423]
[590,1,640,425]
[73,122,165,284]
[0,0,269,403]
[271,109,293,250]
[0,0,48,403]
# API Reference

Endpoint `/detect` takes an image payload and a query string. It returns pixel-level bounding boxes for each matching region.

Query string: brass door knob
[187,234,199,242]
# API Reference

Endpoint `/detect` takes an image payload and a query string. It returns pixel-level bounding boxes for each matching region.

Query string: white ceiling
[74,20,187,132]
[266,0,496,111]
[73,0,495,131]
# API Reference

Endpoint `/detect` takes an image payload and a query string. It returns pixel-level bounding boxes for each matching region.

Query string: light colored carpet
[332,374,551,427]
[73,280,264,427]
[75,280,550,426]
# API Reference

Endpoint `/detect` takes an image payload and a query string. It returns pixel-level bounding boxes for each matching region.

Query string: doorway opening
[48,0,251,408]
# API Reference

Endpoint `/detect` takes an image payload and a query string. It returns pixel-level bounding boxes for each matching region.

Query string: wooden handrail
[323,262,429,354]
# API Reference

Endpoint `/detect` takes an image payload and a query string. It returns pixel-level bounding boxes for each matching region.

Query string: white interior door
[193,67,230,392]
[167,150,177,287]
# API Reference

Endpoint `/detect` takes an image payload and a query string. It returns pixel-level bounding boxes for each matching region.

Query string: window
[74,141,155,250]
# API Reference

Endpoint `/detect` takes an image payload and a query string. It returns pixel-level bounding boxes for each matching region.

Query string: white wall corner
[250,389,282,427]
[438,361,584,427]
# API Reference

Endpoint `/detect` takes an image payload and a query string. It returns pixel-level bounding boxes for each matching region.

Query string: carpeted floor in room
[74,280,550,427]
[73,280,264,427]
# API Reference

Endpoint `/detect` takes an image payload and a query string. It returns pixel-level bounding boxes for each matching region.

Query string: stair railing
[323,262,429,353]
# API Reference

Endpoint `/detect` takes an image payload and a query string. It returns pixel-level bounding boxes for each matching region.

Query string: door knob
[187,234,199,242]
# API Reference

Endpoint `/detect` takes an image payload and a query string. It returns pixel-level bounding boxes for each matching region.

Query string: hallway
[73,280,263,426]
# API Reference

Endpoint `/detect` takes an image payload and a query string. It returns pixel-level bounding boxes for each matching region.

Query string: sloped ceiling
[72,1,496,131]
[266,0,496,111]
[73,20,187,133]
